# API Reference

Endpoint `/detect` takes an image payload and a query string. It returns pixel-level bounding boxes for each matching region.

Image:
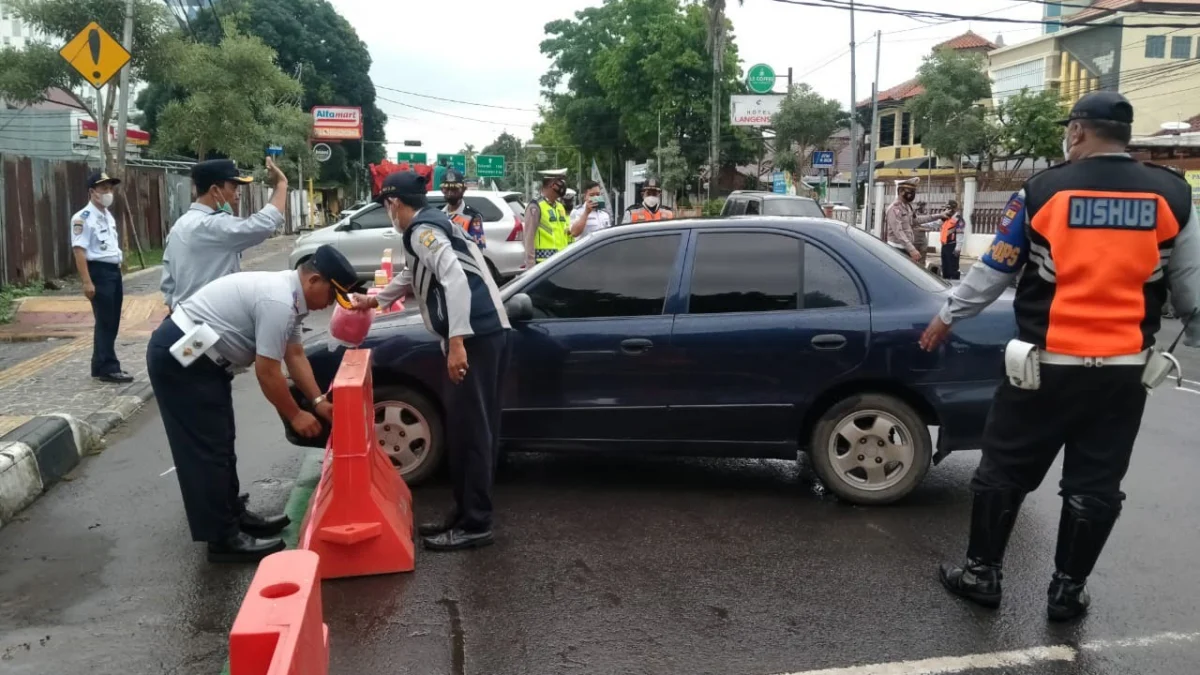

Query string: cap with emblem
[191,159,254,191]
[375,171,427,204]
[643,178,663,193]
[311,245,365,308]
[1058,91,1134,126]
[87,171,121,189]
[441,169,465,188]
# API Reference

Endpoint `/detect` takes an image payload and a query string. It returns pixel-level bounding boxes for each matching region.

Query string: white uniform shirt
[160,203,283,308]
[177,270,307,368]
[70,203,122,264]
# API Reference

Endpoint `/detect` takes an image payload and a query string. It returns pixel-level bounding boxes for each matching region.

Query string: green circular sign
[746,63,776,94]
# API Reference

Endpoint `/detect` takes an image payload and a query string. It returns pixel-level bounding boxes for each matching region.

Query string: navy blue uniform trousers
[446,330,513,532]
[88,260,124,377]
[146,319,243,542]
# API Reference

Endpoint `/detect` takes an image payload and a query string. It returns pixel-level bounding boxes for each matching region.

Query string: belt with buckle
[1039,350,1150,367]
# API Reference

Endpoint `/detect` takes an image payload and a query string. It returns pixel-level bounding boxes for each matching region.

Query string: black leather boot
[207,532,285,563]
[940,489,1025,608]
[1047,494,1120,622]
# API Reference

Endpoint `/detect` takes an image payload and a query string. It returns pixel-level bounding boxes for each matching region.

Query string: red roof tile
[934,30,997,51]
[856,77,923,109]
[1152,114,1200,135]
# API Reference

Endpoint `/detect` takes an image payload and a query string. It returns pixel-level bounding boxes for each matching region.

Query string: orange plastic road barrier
[229,550,329,675]
[299,349,415,579]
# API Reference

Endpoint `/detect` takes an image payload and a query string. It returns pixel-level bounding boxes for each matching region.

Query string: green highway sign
[396,151,427,164]
[746,63,776,94]
[437,153,467,174]
[476,155,507,178]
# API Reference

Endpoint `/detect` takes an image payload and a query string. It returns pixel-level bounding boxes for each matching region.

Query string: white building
[0,0,39,49]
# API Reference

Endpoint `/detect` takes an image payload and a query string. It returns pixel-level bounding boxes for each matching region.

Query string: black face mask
[901,192,915,203]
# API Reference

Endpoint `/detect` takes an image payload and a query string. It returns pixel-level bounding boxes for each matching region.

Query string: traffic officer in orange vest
[623,178,674,224]
[939,199,965,280]
[920,91,1200,621]
[441,169,486,248]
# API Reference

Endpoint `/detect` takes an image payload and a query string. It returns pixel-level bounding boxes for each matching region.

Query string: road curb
[0,381,156,529]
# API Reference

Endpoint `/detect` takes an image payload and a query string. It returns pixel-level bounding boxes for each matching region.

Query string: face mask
[99,193,114,208]
[643,195,660,208]
[901,192,915,203]
[1062,135,1072,161]
[213,186,234,214]
[555,184,566,198]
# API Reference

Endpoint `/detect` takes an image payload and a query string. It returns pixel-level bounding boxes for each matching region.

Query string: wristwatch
[312,394,328,406]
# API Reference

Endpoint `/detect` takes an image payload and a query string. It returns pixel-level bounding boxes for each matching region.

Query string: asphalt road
[2,311,1199,674]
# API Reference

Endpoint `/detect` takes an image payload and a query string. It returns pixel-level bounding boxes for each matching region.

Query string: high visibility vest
[940,215,961,245]
[628,206,674,223]
[448,206,486,248]
[534,198,569,263]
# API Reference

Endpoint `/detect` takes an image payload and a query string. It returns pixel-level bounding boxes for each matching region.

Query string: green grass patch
[0,281,45,324]
[123,247,164,271]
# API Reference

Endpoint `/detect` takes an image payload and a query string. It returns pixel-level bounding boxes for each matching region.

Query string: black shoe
[939,489,1025,608]
[422,528,494,552]
[417,514,459,537]
[239,509,290,538]
[1046,494,1120,622]
[95,371,134,384]
[206,532,285,563]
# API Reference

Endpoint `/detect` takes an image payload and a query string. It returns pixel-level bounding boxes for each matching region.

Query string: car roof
[727,191,816,200]
[590,216,848,242]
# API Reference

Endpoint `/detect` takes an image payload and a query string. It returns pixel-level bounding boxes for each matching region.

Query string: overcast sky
[327,0,1044,162]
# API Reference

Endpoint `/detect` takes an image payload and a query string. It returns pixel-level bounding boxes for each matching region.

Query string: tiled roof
[933,30,997,51]
[856,77,923,109]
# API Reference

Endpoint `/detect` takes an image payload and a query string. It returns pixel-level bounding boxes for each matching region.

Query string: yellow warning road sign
[58,22,130,89]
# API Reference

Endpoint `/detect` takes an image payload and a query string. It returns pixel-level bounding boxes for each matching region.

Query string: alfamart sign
[730,95,784,127]
[311,106,363,140]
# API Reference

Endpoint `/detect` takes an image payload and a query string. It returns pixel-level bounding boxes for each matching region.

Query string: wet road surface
[1,327,1199,674]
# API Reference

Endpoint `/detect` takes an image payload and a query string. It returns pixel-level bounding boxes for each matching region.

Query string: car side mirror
[337,221,354,232]
[504,293,534,322]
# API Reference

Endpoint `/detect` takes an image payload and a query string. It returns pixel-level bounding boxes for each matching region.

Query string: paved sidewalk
[0,236,297,436]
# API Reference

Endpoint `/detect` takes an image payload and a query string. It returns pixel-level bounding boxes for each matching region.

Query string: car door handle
[620,338,654,355]
[811,334,847,350]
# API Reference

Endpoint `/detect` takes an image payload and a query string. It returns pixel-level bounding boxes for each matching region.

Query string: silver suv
[289,191,527,283]
[720,191,825,218]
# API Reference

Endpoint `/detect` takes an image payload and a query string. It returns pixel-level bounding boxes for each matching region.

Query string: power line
[1010,0,1200,18]
[770,0,1200,29]
[373,85,538,113]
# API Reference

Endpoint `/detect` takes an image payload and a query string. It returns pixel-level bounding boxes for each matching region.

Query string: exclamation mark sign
[87,28,102,81]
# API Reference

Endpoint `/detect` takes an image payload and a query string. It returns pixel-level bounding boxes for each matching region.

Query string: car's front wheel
[373,385,444,485]
[808,393,932,505]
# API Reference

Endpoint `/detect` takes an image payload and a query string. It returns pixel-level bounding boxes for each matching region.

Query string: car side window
[729,198,748,216]
[464,197,505,221]
[688,232,800,314]
[804,245,862,308]
[526,234,682,319]
[352,206,392,230]
[744,199,761,215]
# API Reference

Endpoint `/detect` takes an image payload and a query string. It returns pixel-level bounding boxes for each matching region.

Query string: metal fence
[969,190,1018,236]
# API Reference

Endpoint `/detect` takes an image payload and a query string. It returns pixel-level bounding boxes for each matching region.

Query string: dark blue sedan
[288,217,1016,505]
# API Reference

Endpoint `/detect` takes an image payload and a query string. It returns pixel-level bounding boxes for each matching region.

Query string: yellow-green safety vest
[534,198,570,263]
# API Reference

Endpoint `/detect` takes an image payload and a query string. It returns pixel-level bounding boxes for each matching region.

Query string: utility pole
[359,141,365,202]
[114,0,135,170]
[864,30,882,231]
[848,0,859,221]
[656,111,662,177]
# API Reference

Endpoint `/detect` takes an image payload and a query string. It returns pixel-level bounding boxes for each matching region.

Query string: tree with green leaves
[908,47,993,198]
[151,30,312,181]
[771,83,847,175]
[0,0,173,170]
[995,88,1069,170]
[705,0,742,198]
[647,139,689,202]
[458,143,477,178]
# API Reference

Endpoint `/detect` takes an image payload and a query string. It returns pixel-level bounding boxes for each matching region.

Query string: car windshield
[505,196,526,218]
[762,198,823,217]
[845,226,950,291]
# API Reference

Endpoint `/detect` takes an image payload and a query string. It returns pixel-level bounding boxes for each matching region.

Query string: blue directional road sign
[812,151,835,169]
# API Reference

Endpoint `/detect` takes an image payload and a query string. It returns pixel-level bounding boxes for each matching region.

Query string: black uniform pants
[941,242,960,280]
[971,364,1147,505]
[88,260,124,377]
[146,320,243,542]
[445,330,513,532]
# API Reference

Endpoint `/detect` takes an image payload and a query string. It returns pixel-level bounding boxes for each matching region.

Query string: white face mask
[1062,134,1073,161]
[99,193,114,208]
[643,195,660,209]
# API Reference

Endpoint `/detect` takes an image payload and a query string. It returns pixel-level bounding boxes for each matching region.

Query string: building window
[1171,36,1192,59]
[1146,35,1167,59]
[901,112,913,145]
[878,113,896,148]
[13,19,20,37]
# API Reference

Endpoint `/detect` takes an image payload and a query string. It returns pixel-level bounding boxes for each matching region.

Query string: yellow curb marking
[0,341,88,388]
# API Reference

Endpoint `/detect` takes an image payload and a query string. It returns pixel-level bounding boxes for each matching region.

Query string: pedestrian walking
[885,178,950,267]
[523,175,571,267]
[160,158,287,309]
[920,91,1200,621]
[441,169,486,247]
[623,178,674,224]
[355,171,512,552]
[146,244,361,563]
[72,171,133,384]
[570,181,613,241]
[939,199,965,280]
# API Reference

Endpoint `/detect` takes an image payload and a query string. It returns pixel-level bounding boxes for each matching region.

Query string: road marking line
[771,630,1200,675]
[1184,379,1200,388]
[1174,386,1200,396]
[159,466,176,477]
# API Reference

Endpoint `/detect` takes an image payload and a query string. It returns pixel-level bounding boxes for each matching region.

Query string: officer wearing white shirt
[160,158,287,309]
[146,244,363,563]
[72,171,132,384]
[569,180,612,240]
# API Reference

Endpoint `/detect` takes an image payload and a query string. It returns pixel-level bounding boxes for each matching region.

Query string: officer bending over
[354,172,512,552]
[920,92,1200,621]
[146,245,362,563]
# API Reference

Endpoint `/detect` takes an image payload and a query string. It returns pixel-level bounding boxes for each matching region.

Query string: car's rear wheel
[373,385,444,485]
[808,393,932,505]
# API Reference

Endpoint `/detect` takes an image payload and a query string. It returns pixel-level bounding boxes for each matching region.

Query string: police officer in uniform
[146,244,362,563]
[161,158,287,309]
[441,169,486,248]
[522,175,570,267]
[920,92,1200,621]
[623,178,674,224]
[72,172,133,384]
[355,172,512,552]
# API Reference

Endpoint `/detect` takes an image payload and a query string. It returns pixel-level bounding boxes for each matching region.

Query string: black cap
[87,171,120,189]
[375,171,427,203]
[643,178,662,192]
[1058,91,1134,126]
[311,245,365,308]
[191,159,254,189]
[441,169,465,188]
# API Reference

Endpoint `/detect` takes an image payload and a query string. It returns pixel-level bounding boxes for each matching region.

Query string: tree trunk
[954,154,963,203]
[710,48,720,200]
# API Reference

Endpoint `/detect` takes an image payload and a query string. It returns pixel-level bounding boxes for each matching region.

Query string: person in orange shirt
[623,178,674,224]
[920,91,1200,622]
[939,199,965,280]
